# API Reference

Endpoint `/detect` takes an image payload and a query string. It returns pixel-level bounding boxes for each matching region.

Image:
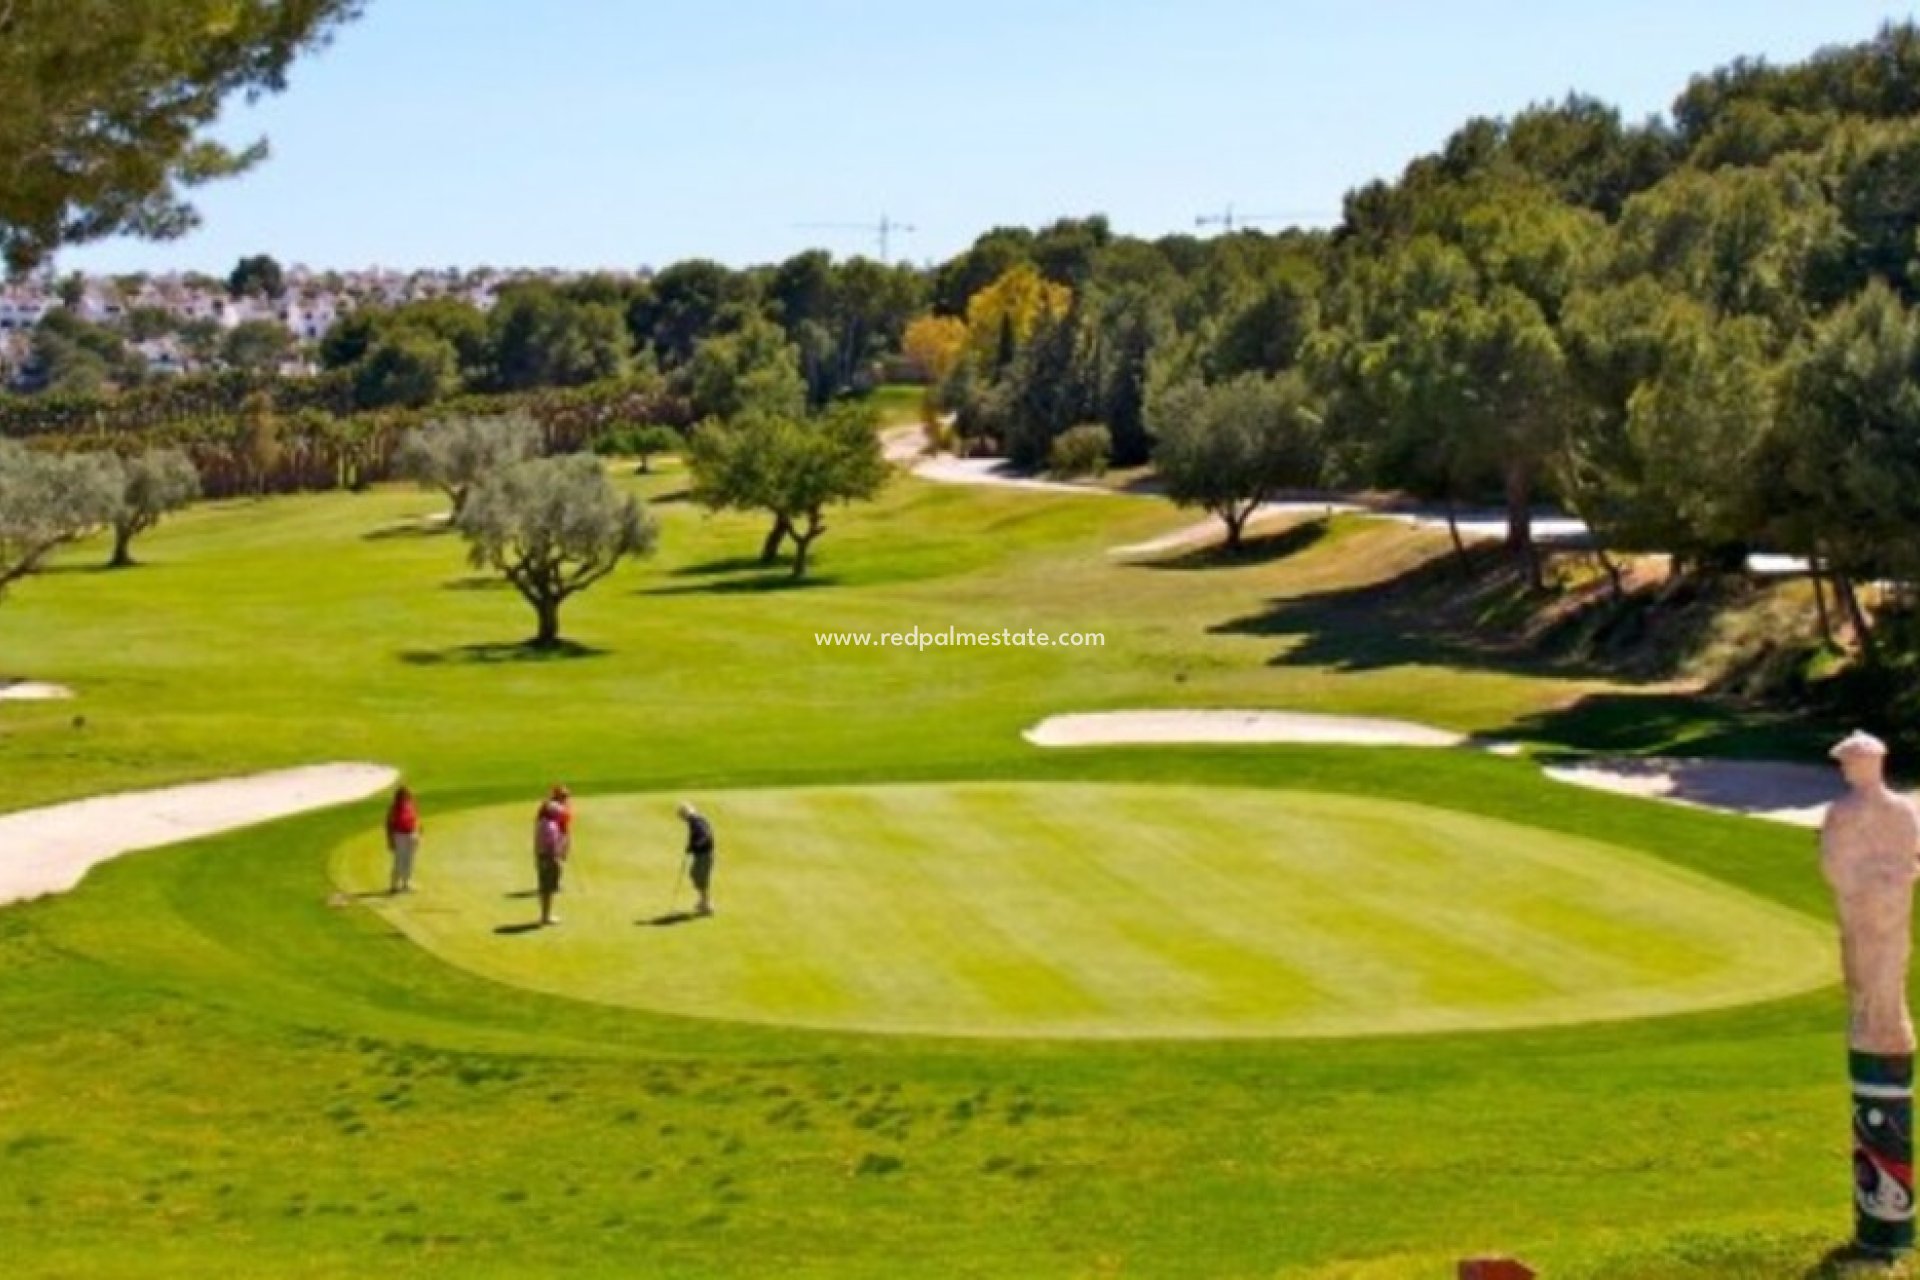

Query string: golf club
[664,850,689,918]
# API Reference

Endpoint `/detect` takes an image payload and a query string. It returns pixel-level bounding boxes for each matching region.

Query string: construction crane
[1194,204,1338,233]
[791,214,917,263]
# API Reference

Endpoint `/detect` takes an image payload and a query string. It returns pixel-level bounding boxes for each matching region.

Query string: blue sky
[58,0,1920,276]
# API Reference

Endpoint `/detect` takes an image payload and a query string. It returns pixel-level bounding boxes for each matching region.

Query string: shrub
[1048,424,1111,479]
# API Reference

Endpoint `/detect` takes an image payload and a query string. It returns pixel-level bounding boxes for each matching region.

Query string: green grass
[338,782,1831,1040]
[0,462,1876,1277]
[862,382,927,426]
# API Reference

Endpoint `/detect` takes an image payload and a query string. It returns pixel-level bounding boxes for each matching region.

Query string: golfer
[679,802,716,916]
[385,785,421,894]
[534,784,573,927]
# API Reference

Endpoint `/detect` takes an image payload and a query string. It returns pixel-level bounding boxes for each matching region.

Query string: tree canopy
[0,0,364,274]
[456,453,656,647]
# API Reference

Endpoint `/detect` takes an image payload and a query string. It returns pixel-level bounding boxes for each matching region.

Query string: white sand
[1025,710,1833,827]
[0,680,74,701]
[0,763,398,907]
[1543,758,1841,829]
[1024,709,1466,749]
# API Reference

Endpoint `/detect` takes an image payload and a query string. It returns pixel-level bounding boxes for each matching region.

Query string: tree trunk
[1220,505,1248,553]
[760,514,793,565]
[109,521,135,569]
[1809,557,1834,646]
[1444,496,1471,579]
[1504,459,1542,591]
[1837,574,1880,667]
[790,512,825,579]
[532,596,562,648]
[1595,546,1624,602]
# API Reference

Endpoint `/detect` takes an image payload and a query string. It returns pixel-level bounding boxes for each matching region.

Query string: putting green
[332,782,1834,1039]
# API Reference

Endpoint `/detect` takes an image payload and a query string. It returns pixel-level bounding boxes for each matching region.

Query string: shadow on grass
[649,488,695,505]
[503,889,540,900]
[442,575,510,592]
[1131,519,1331,571]
[36,562,120,577]
[1207,545,1586,680]
[1806,1244,1914,1278]
[640,574,839,597]
[641,911,704,927]
[399,640,608,666]
[362,516,453,541]
[1494,691,1843,762]
[671,555,778,578]
[493,922,547,936]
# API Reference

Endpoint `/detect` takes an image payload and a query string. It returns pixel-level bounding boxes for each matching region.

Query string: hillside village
[0,264,646,385]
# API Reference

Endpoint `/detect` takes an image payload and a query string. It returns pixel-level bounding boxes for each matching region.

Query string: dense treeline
[927,23,1920,679]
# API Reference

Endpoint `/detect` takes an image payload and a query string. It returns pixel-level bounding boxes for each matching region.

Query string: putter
[664,851,689,917]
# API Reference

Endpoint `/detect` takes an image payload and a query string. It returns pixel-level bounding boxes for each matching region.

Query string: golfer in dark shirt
[678,802,716,916]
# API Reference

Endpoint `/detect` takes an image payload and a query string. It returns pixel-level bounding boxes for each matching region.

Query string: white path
[886,424,1803,573]
[0,763,398,906]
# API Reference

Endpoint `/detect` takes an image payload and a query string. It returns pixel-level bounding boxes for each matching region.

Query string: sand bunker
[1544,758,1840,829]
[0,680,74,701]
[1024,709,1466,749]
[1026,711,1833,827]
[0,763,398,907]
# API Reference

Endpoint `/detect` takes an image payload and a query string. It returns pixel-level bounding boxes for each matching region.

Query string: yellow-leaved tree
[964,265,1072,372]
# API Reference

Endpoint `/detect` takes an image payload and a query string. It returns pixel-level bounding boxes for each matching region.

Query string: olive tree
[456,454,657,647]
[395,412,541,518]
[1148,372,1324,552]
[107,447,202,567]
[0,442,121,596]
[687,405,888,579]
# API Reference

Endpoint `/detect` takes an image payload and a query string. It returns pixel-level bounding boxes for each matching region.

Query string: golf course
[0,450,1865,1277]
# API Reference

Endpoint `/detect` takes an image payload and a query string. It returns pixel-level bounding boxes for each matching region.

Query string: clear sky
[56,0,1920,277]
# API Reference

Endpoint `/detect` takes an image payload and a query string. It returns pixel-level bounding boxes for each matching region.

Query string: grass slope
[0,463,1872,1277]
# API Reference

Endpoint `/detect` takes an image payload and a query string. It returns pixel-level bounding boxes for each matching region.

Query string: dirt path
[0,763,398,906]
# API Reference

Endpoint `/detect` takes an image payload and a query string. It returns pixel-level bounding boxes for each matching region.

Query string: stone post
[1820,730,1920,1258]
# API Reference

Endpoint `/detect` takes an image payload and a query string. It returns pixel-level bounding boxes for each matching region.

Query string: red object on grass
[1458,1260,1536,1280]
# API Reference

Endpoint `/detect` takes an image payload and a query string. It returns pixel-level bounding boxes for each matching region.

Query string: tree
[627,259,751,367]
[1776,281,1920,658]
[489,287,631,390]
[29,310,144,393]
[352,331,459,408]
[105,448,201,567]
[227,253,286,300]
[221,319,294,372]
[0,442,121,596]
[687,406,888,578]
[395,413,542,518]
[901,314,969,384]
[235,390,283,495]
[1148,372,1324,552]
[594,423,681,473]
[456,454,657,647]
[0,1,364,274]
[964,264,1072,370]
[683,316,806,422]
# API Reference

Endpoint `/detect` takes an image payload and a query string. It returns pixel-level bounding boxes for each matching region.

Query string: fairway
[336,782,1834,1039]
